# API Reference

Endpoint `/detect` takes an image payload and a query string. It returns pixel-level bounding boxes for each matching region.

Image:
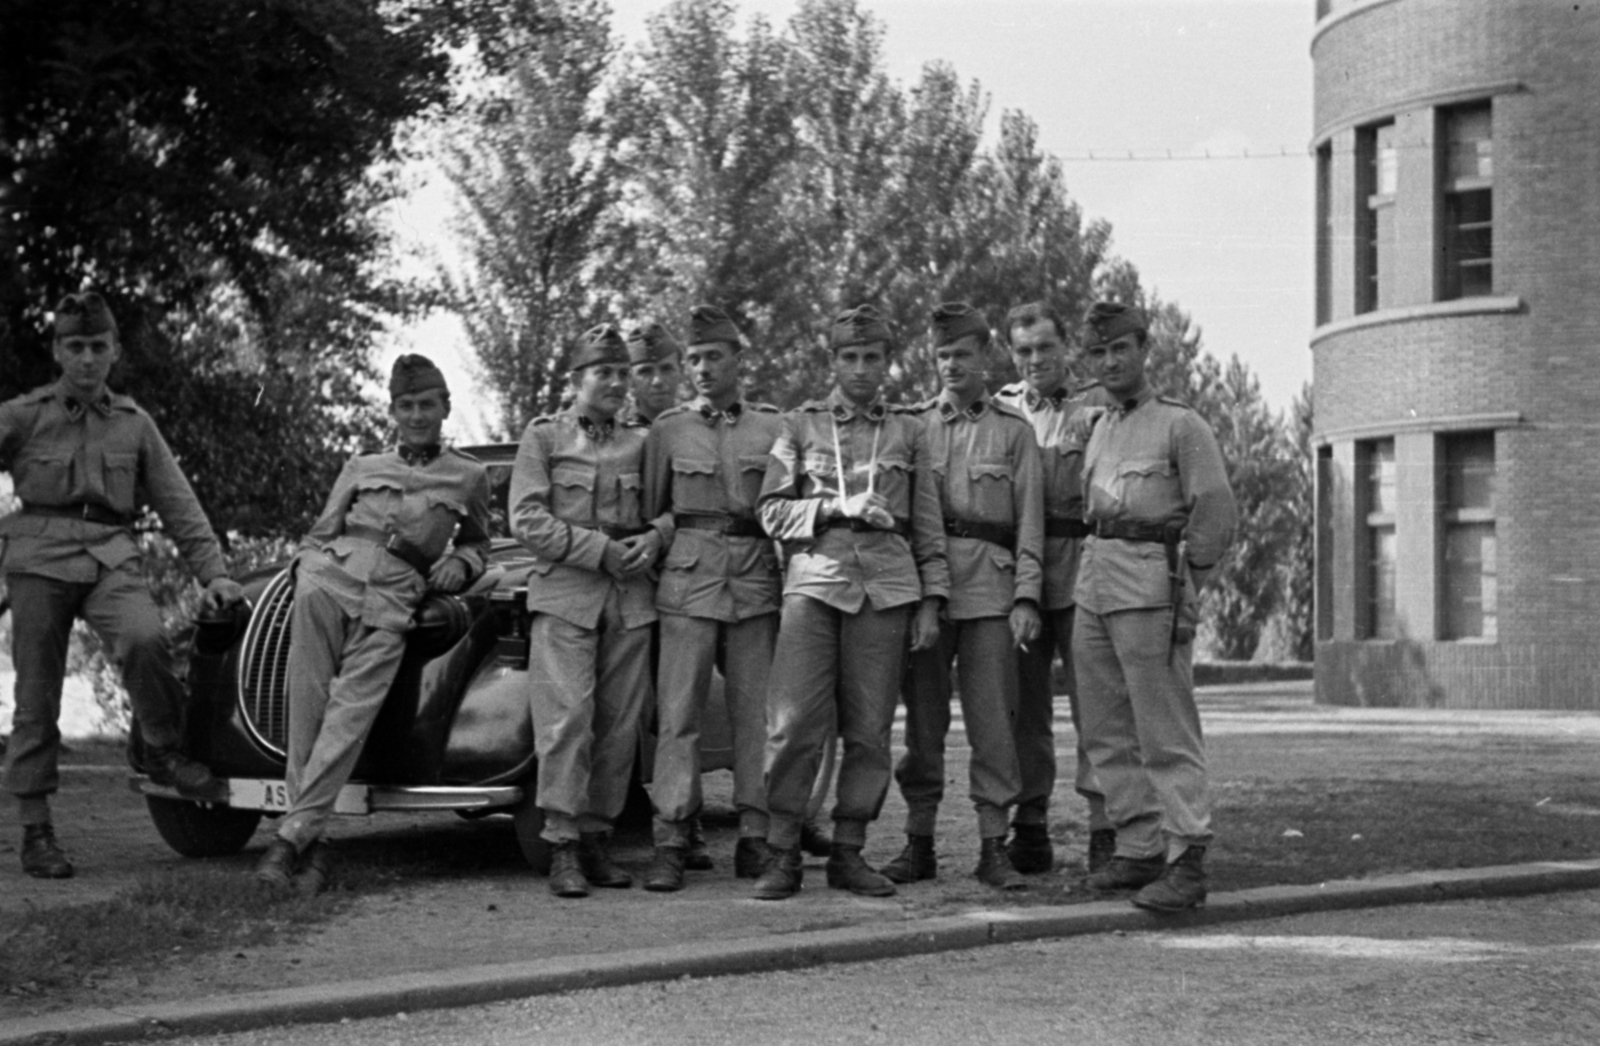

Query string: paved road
[150,888,1600,1046]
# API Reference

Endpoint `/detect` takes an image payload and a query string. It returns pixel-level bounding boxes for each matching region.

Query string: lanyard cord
[831,411,882,500]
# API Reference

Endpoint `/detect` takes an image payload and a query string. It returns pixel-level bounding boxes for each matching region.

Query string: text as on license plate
[231,779,290,811]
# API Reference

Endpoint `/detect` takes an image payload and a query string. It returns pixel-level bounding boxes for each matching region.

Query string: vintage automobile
[129,443,732,872]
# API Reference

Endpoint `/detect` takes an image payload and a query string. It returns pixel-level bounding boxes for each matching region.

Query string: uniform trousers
[897,616,1022,840]
[527,585,651,844]
[4,567,185,823]
[1072,606,1210,859]
[1015,606,1109,831]
[278,583,408,850]
[763,594,909,850]
[651,611,777,846]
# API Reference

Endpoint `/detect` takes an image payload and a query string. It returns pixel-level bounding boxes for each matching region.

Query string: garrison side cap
[1083,301,1148,346]
[53,291,118,338]
[568,323,629,372]
[389,353,448,398]
[625,321,682,365]
[930,301,990,348]
[688,304,744,351]
[829,304,894,351]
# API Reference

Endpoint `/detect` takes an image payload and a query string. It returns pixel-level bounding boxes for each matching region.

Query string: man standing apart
[0,292,242,879]
[753,305,948,900]
[885,302,1043,891]
[510,325,663,898]
[995,302,1117,875]
[254,355,491,893]
[1072,302,1236,912]
[640,305,783,891]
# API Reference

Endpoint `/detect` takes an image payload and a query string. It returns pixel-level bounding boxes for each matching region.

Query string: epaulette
[1074,378,1104,393]
[988,398,1030,423]
[19,385,57,404]
[107,392,140,413]
[654,403,693,422]
[528,413,561,427]
[796,399,831,413]
[746,401,780,414]
[620,415,651,429]
[899,399,937,414]
[994,381,1026,399]
[1157,395,1191,410]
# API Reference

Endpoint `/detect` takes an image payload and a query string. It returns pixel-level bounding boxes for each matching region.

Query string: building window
[1315,143,1331,326]
[1441,432,1497,640]
[1356,121,1396,314]
[1358,438,1396,639]
[1316,445,1333,641]
[1440,102,1492,300]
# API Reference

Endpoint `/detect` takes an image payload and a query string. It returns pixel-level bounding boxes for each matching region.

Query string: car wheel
[511,790,552,875]
[145,795,264,858]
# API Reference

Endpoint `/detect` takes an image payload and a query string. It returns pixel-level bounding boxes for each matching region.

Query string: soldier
[509,325,663,898]
[1072,302,1236,913]
[752,305,948,900]
[994,302,1118,875]
[623,323,684,429]
[639,305,784,891]
[884,302,1044,891]
[0,292,243,879]
[253,355,491,894]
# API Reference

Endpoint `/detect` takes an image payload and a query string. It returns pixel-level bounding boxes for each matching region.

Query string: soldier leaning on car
[254,354,491,895]
[638,305,785,891]
[0,291,244,880]
[508,325,664,899]
[885,302,1044,893]
[751,304,949,901]
[994,301,1119,876]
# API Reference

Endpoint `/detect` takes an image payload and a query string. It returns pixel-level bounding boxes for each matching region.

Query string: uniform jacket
[758,389,949,613]
[508,409,659,630]
[643,396,783,622]
[297,445,491,632]
[1073,387,1237,615]
[914,390,1044,620]
[995,379,1117,610]
[0,382,227,583]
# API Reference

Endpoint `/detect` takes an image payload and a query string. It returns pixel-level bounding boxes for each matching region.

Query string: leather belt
[674,513,766,538]
[1045,517,1092,539]
[21,502,131,526]
[943,518,1016,549]
[1091,519,1181,544]
[823,516,912,537]
[343,523,435,574]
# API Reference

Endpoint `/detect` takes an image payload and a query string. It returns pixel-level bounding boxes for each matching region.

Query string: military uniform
[896,389,1042,842]
[509,409,660,845]
[642,395,783,848]
[274,442,491,851]
[994,378,1118,839]
[1073,385,1235,862]
[757,389,949,853]
[0,382,230,818]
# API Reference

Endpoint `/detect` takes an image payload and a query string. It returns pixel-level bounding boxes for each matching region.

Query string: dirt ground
[4,680,1600,1023]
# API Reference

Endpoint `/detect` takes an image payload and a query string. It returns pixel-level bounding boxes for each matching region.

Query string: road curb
[7,858,1600,1045]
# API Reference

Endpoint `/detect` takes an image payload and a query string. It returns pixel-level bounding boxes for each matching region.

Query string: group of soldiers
[0,289,1235,915]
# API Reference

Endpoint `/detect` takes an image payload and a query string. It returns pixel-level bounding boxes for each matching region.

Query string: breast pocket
[100,451,140,510]
[967,459,1014,519]
[670,457,720,511]
[1113,458,1177,515]
[550,465,592,519]
[735,454,770,507]
[618,472,643,523]
[14,452,74,505]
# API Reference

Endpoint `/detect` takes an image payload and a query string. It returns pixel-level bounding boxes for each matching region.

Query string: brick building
[1311,0,1600,708]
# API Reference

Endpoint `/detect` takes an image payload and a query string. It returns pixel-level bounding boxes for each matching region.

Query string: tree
[1,0,460,533]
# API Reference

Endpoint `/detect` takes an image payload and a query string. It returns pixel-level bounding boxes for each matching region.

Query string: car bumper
[129,776,525,815]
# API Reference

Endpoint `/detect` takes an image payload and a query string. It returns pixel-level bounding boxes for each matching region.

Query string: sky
[386,0,1315,440]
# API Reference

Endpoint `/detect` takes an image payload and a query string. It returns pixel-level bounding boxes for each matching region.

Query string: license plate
[226,779,371,814]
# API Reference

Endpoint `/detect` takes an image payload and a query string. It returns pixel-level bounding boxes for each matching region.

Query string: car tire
[145,795,264,858]
[511,790,552,875]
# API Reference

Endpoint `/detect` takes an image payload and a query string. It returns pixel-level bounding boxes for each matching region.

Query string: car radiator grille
[237,568,295,757]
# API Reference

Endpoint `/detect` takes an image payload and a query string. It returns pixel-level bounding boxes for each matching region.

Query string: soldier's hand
[910,597,943,652]
[601,540,632,580]
[429,556,470,593]
[1010,600,1042,651]
[200,577,244,614]
[618,531,661,576]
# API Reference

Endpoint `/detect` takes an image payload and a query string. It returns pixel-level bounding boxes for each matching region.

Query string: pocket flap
[737,454,770,473]
[672,458,717,476]
[1117,458,1171,478]
[968,460,1012,481]
[551,465,590,488]
[620,472,642,491]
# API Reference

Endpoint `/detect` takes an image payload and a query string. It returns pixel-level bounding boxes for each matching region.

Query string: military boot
[975,836,1028,890]
[734,836,776,879]
[642,846,688,892]
[294,841,336,897]
[548,841,591,898]
[146,747,228,803]
[1132,846,1208,913]
[1087,828,1118,874]
[825,844,896,897]
[880,834,936,884]
[1006,822,1054,874]
[577,831,633,888]
[799,818,833,857]
[20,823,73,880]
[751,845,803,900]
[685,817,714,871]
[254,837,299,891]
[1086,853,1167,892]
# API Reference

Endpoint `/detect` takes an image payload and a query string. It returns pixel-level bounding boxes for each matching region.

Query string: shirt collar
[696,396,745,426]
[59,388,114,421]
[1115,386,1157,416]
[827,388,887,423]
[398,442,442,466]
[937,390,990,423]
[575,413,617,441]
